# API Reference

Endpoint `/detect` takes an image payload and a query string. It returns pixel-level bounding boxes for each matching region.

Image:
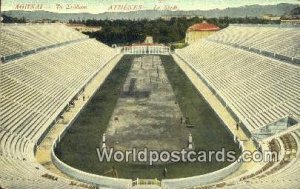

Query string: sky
[2,0,299,13]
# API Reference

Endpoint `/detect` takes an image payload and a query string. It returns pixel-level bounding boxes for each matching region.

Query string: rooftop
[187,21,220,31]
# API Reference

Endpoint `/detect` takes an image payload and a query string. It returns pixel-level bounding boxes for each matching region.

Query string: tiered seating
[207,25,300,59]
[196,128,300,189]
[176,39,300,133]
[0,23,88,58]
[233,129,300,188]
[177,25,300,188]
[0,24,118,189]
[1,39,117,142]
[0,157,96,189]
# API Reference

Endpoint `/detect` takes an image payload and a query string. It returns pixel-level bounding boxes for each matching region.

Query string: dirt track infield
[106,55,189,151]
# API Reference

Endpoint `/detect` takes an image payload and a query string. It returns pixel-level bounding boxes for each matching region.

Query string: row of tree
[2,14,281,45]
[2,15,27,23]
[76,17,280,46]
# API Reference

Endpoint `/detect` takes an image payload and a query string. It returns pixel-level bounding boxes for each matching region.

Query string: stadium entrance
[122,44,170,55]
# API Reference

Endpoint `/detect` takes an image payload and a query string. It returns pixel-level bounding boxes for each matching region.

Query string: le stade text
[108,4,178,11]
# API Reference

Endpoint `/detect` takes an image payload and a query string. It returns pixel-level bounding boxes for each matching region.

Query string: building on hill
[262,14,281,21]
[185,21,220,44]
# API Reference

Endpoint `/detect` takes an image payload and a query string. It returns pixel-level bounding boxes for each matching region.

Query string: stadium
[0,6,300,189]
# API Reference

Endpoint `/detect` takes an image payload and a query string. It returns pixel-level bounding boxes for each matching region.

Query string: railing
[132,178,161,187]
[122,45,170,55]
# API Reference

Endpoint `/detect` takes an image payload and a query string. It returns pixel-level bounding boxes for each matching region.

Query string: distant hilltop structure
[185,21,220,44]
[262,14,281,21]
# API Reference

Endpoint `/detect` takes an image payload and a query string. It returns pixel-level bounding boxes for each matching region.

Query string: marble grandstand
[0,23,299,189]
[0,23,89,63]
[0,24,118,189]
[176,25,300,140]
[207,25,300,63]
[173,24,300,189]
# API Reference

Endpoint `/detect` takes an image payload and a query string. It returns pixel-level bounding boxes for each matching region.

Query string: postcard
[0,0,299,189]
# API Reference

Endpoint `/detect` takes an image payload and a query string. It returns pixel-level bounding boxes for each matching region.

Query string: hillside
[282,6,300,19]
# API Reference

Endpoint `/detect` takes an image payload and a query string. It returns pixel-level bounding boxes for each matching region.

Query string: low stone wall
[51,146,131,189]
[161,158,243,189]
